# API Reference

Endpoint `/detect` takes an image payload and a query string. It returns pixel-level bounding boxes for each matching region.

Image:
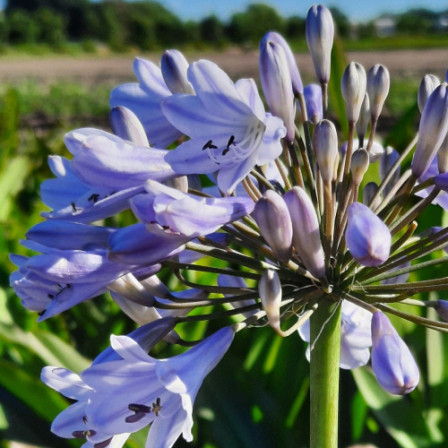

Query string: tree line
[1,0,447,51]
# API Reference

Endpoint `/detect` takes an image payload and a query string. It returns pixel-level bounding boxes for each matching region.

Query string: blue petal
[65,129,175,190]
[108,223,187,265]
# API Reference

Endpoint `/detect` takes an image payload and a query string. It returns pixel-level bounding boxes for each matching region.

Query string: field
[0,47,443,137]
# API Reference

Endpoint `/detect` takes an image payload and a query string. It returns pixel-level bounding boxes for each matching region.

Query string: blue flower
[43,322,234,448]
[162,60,286,194]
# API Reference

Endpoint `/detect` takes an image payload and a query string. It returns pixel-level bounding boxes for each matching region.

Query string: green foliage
[226,3,285,45]
[7,10,39,44]
[34,8,67,49]
[200,16,224,45]
[396,9,436,35]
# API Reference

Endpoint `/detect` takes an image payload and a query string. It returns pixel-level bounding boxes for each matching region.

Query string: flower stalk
[310,299,342,448]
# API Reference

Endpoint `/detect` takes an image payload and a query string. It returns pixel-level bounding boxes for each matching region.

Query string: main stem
[310,298,342,448]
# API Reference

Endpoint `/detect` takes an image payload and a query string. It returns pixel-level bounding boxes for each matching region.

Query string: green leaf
[328,36,348,137]
[353,367,435,448]
[0,156,32,221]
[0,358,68,423]
[0,323,90,372]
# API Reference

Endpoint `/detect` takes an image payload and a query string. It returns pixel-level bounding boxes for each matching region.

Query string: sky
[160,0,448,22]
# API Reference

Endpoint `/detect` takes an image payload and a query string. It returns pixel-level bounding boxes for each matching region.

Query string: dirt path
[0,48,446,85]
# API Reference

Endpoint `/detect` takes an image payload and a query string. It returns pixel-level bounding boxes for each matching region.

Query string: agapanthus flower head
[12,7,448,446]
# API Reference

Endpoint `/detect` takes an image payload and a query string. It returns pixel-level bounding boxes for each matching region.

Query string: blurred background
[1,1,448,447]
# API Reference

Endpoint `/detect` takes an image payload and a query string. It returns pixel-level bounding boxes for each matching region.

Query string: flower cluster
[10,4,448,447]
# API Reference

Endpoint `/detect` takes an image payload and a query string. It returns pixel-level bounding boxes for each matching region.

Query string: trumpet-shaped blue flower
[41,319,177,448]
[162,60,286,194]
[42,322,234,448]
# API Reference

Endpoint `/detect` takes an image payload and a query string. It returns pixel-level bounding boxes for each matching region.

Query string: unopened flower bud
[350,148,369,186]
[259,39,295,142]
[258,269,282,331]
[253,190,293,263]
[380,146,400,196]
[341,62,367,123]
[262,31,303,95]
[371,311,420,395]
[412,83,448,178]
[161,49,194,94]
[367,64,390,120]
[303,84,323,123]
[110,106,149,147]
[284,187,325,279]
[434,300,448,322]
[355,93,370,142]
[313,119,338,183]
[417,74,440,114]
[346,202,391,266]
[363,182,380,208]
[306,4,334,84]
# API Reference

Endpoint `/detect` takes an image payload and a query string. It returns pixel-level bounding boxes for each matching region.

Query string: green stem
[310,298,342,448]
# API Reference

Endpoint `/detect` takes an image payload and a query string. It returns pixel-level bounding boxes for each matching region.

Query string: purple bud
[434,300,448,322]
[306,4,334,84]
[362,182,380,208]
[303,84,323,123]
[313,119,338,183]
[341,62,367,123]
[350,149,369,186]
[110,106,149,147]
[371,311,420,395]
[259,39,296,142]
[258,269,282,331]
[262,31,303,95]
[346,202,391,267]
[367,64,390,120]
[284,187,325,279]
[380,146,400,196]
[412,83,448,178]
[161,49,194,94]
[253,190,293,263]
[417,74,440,114]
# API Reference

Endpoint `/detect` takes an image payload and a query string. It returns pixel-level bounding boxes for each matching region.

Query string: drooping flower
[371,312,420,395]
[43,326,234,448]
[41,318,177,448]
